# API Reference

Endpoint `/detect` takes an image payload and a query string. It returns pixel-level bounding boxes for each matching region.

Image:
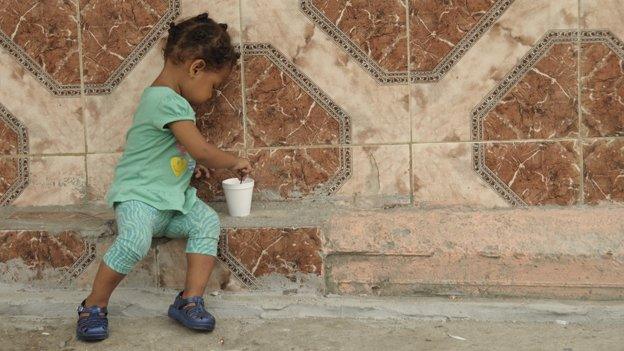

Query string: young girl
[76,13,251,341]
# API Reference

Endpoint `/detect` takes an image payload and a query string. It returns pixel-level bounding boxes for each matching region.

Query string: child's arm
[168,121,252,178]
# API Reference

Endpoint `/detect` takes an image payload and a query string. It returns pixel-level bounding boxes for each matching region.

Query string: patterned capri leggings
[103,199,220,275]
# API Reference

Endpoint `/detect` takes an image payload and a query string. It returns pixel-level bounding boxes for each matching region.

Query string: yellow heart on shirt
[170,156,188,177]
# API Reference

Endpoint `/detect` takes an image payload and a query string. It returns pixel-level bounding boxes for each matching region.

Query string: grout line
[75,0,89,205]
[405,0,414,206]
[577,0,585,205]
[238,0,249,156]
[7,135,624,159]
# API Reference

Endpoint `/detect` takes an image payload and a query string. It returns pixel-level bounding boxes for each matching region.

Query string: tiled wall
[1,0,623,208]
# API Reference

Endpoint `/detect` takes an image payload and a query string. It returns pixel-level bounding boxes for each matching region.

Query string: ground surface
[3,316,622,351]
[2,285,623,350]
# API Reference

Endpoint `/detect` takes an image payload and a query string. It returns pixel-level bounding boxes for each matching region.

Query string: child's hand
[230,158,252,181]
[193,165,210,179]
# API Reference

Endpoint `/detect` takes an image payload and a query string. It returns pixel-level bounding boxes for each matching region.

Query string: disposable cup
[222,178,254,217]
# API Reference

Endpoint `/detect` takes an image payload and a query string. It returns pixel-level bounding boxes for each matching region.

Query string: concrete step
[2,203,624,300]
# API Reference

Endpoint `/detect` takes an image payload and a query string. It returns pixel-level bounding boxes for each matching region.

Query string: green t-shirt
[107,86,198,214]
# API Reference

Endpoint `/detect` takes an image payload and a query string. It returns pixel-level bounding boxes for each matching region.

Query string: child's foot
[167,291,215,331]
[76,300,109,341]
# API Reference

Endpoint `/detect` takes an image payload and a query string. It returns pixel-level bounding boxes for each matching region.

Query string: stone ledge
[324,206,624,299]
[3,204,624,300]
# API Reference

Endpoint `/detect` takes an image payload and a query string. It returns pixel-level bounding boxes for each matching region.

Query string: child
[76,13,251,341]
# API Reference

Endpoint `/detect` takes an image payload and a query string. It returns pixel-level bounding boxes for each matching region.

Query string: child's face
[181,60,232,105]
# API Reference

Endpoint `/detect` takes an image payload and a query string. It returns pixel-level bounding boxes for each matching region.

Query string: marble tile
[481,42,579,140]
[0,230,85,268]
[307,0,408,74]
[12,156,86,206]
[581,0,624,38]
[583,139,624,204]
[80,0,170,88]
[0,0,81,91]
[244,52,342,147]
[0,157,28,206]
[0,49,84,154]
[580,39,624,137]
[479,141,581,206]
[242,0,410,144]
[86,153,121,203]
[412,0,578,142]
[225,227,322,278]
[0,230,87,283]
[84,0,241,152]
[337,145,411,205]
[409,0,505,73]
[196,61,244,149]
[246,148,346,201]
[192,167,234,202]
[411,143,509,208]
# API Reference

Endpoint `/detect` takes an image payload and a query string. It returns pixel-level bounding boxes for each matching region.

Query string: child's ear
[189,59,206,77]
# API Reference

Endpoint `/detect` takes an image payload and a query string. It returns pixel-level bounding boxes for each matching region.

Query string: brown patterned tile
[0,102,28,155]
[0,158,19,203]
[225,228,322,278]
[310,0,408,73]
[0,231,85,276]
[195,61,244,149]
[244,54,341,147]
[481,141,580,206]
[583,139,624,204]
[80,0,169,86]
[581,42,624,137]
[249,148,344,200]
[409,0,497,72]
[0,124,17,155]
[482,43,579,140]
[0,0,80,86]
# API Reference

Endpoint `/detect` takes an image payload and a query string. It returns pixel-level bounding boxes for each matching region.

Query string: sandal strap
[77,300,108,315]
[180,295,205,307]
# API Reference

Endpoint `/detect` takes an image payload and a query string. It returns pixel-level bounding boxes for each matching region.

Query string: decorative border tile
[0,0,180,96]
[0,103,28,155]
[299,0,514,84]
[242,43,352,197]
[0,102,29,206]
[471,29,624,206]
[59,240,97,285]
[0,28,80,96]
[217,229,260,289]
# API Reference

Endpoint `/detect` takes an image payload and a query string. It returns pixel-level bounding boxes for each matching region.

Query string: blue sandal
[76,300,109,341]
[168,291,215,331]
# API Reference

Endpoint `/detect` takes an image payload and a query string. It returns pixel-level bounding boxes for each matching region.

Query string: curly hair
[164,13,239,69]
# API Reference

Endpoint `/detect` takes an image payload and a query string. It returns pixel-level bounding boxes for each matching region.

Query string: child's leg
[84,262,125,308]
[84,200,171,307]
[165,199,220,297]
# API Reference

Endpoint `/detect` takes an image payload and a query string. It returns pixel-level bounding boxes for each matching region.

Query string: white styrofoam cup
[222,177,254,217]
